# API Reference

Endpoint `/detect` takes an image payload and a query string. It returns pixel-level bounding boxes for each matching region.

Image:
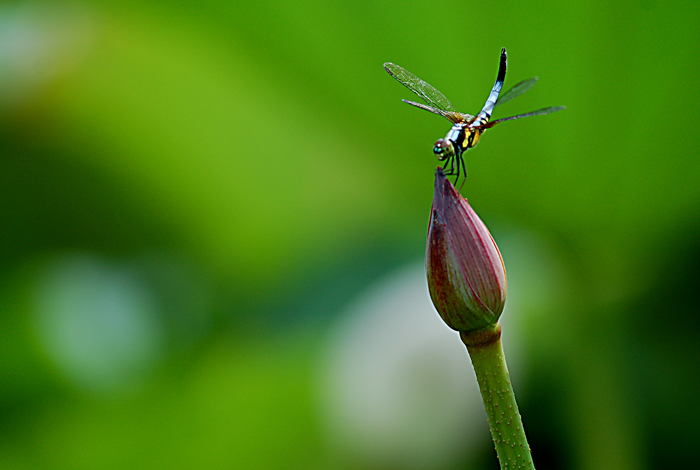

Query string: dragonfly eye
[434,139,455,161]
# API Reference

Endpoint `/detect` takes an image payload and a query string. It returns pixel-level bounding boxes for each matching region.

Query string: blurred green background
[1,0,699,468]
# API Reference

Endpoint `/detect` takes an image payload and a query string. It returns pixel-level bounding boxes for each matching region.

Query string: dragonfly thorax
[434,122,474,161]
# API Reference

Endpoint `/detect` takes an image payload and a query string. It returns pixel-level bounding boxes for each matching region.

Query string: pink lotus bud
[426,169,507,332]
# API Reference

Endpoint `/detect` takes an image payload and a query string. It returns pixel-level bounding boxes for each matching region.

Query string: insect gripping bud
[426,169,507,332]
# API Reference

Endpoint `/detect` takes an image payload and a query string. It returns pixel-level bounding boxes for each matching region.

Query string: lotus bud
[426,169,507,332]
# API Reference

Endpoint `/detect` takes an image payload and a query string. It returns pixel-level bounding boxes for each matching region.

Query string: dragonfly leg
[448,155,456,175]
[458,154,468,190]
[442,156,451,175]
[453,155,460,186]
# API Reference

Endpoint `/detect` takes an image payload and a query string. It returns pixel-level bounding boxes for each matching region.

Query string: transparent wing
[483,106,566,128]
[384,62,468,123]
[496,77,539,107]
[403,100,474,123]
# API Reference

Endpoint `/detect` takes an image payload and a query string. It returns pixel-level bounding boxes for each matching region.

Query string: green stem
[460,322,535,470]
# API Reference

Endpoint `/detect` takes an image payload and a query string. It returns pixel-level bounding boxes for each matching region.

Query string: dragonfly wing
[402,100,473,124]
[496,77,539,107]
[483,106,566,128]
[384,62,459,114]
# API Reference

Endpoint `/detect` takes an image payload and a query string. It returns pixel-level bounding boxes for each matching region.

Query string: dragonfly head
[433,139,455,161]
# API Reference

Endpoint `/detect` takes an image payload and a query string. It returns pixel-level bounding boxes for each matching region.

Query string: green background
[1,0,699,468]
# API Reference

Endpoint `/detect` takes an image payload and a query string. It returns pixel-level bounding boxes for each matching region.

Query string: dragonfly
[384,48,565,185]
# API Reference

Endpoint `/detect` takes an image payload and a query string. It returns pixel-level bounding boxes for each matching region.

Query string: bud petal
[426,169,507,332]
